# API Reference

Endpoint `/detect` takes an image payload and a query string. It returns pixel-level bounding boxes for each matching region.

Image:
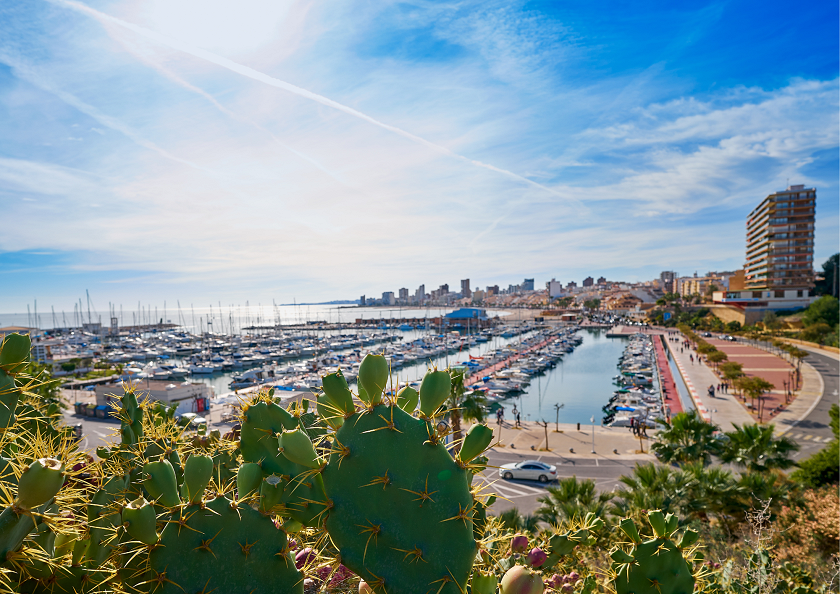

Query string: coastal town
[1,2,837,591]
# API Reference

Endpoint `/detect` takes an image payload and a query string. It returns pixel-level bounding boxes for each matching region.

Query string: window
[752,291,762,298]
[797,290,803,297]
[775,291,784,298]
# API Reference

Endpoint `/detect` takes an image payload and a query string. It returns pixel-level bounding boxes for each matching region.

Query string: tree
[445,367,488,454]
[720,361,744,384]
[726,321,742,332]
[736,376,775,420]
[536,476,612,525]
[762,311,782,331]
[719,423,800,472]
[816,253,839,298]
[707,350,728,369]
[679,463,746,527]
[801,322,832,344]
[497,507,540,533]
[791,404,839,487]
[651,410,722,466]
[609,463,692,521]
[803,295,839,328]
[583,299,601,310]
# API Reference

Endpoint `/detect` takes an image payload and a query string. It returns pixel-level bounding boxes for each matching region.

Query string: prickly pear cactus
[316,365,490,594]
[239,397,328,527]
[610,511,701,594]
[147,495,303,594]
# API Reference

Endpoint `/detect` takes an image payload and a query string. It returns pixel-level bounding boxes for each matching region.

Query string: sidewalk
[482,420,656,462]
[664,338,753,430]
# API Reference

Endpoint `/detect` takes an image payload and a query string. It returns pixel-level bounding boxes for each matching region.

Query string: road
[481,448,638,517]
[782,350,838,461]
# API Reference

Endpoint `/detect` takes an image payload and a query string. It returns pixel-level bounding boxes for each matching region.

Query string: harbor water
[501,329,629,425]
[188,328,629,426]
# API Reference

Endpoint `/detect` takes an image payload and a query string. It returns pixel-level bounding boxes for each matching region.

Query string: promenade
[484,419,656,461]
[664,337,753,429]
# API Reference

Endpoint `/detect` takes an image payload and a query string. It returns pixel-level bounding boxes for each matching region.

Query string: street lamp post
[590,415,595,453]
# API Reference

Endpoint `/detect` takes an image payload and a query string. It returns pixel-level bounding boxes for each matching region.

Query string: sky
[0,0,838,312]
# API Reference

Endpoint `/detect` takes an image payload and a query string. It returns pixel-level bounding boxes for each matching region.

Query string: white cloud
[0,0,836,308]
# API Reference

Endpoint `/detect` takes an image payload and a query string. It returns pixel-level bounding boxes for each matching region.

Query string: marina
[18,299,694,428]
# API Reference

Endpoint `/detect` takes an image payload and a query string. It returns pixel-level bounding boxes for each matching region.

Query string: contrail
[116,38,349,186]
[51,0,576,202]
[0,52,212,174]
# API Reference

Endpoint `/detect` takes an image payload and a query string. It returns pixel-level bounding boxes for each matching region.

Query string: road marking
[802,434,813,440]
[791,433,803,439]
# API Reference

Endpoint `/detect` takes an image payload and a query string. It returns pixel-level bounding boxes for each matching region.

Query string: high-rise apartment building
[415,285,425,303]
[582,276,594,287]
[659,271,678,292]
[522,278,535,291]
[398,288,409,301]
[745,185,816,292]
[460,279,471,297]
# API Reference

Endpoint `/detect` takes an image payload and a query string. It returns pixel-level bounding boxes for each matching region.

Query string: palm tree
[718,423,800,472]
[497,507,540,533]
[536,476,612,526]
[651,410,722,466]
[609,463,692,522]
[446,369,487,450]
[679,462,745,529]
[736,470,803,514]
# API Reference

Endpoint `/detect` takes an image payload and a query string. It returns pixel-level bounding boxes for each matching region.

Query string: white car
[498,460,557,483]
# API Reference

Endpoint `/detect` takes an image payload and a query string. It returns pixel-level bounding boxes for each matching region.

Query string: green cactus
[610,511,701,594]
[239,399,328,526]
[0,369,20,431]
[321,400,480,594]
[0,333,31,376]
[147,495,303,594]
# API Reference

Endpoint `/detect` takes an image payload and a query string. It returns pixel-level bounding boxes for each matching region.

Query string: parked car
[177,412,197,427]
[498,460,557,483]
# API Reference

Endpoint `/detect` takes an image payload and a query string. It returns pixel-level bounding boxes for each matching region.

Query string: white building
[546,278,563,298]
[95,380,214,416]
[382,291,396,306]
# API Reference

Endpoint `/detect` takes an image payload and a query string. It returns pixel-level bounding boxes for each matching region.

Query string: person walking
[515,410,521,428]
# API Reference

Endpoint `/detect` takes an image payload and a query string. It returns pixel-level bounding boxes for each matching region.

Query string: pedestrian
[515,411,521,427]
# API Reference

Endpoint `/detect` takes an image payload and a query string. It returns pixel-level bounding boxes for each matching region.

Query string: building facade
[460,279,471,297]
[659,271,678,293]
[522,278,535,291]
[745,184,816,292]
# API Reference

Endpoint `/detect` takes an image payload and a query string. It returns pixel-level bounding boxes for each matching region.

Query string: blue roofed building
[443,307,489,323]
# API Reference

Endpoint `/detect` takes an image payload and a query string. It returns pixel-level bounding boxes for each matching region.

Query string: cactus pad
[611,512,698,594]
[321,403,477,594]
[148,496,303,594]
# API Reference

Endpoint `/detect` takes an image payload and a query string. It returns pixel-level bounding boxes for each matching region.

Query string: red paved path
[703,338,796,422]
[653,336,683,417]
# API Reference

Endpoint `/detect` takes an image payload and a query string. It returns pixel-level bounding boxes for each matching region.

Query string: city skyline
[1,1,838,311]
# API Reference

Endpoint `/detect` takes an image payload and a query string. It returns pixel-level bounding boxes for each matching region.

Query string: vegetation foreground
[0,333,835,594]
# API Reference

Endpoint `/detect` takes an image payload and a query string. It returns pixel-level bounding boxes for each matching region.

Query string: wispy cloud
[0,0,836,309]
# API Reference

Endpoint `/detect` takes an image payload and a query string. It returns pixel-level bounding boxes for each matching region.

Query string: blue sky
[0,0,837,312]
